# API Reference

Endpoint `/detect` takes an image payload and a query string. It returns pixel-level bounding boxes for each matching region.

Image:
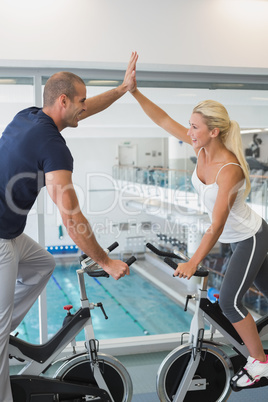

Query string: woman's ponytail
[223,120,251,198]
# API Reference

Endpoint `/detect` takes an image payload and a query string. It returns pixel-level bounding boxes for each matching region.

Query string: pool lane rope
[43,274,149,337]
[19,272,149,342]
[52,270,149,335]
[52,274,76,312]
[18,275,74,343]
[93,277,150,335]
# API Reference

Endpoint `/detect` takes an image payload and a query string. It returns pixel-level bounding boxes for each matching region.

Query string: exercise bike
[9,242,135,402]
[146,242,268,402]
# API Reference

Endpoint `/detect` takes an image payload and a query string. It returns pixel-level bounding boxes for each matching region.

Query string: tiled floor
[119,351,166,401]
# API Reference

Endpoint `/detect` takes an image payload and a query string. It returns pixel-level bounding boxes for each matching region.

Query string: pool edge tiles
[60,333,184,357]
[59,329,227,358]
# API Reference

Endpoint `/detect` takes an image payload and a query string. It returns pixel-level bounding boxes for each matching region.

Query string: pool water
[15,262,192,344]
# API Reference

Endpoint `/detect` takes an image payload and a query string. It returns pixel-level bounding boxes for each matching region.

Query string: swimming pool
[15,260,192,344]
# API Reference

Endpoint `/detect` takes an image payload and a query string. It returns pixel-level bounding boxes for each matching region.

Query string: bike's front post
[76,266,116,402]
[77,267,96,347]
[187,275,208,346]
[76,244,136,402]
[171,277,208,401]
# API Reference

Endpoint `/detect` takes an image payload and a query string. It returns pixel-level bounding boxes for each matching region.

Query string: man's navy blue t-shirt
[0,107,73,239]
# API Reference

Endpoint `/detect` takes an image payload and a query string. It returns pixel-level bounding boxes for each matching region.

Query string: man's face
[64,82,87,128]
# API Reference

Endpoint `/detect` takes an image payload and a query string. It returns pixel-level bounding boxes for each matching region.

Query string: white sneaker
[232,355,268,388]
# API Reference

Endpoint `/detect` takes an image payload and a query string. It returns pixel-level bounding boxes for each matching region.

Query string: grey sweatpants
[220,219,268,323]
[0,233,55,402]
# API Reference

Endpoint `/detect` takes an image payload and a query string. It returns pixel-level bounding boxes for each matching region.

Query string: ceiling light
[251,97,268,101]
[240,129,263,134]
[0,79,17,85]
[86,80,119,86]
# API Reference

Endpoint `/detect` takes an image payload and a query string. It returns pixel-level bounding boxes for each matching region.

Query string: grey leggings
[219,219,268,323]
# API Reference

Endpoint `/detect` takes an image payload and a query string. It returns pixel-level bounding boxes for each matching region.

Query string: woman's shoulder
[215,150,244,182]
[217,161,244,184]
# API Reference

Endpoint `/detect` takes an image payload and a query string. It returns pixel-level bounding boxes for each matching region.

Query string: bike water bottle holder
[192,345,208,362]
[89,339,99,363]
[180,332,190,345]
[192,328,205,360]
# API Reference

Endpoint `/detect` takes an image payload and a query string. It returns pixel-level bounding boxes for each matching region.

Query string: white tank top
[191,149,262,243]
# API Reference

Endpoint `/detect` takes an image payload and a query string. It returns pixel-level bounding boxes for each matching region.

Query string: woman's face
[187,112,212,149]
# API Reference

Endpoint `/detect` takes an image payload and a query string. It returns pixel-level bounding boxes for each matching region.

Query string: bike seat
[9,307,90,363]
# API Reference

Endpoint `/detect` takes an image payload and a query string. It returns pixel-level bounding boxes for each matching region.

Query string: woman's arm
[174,165,244,279]
[131,88,191,144]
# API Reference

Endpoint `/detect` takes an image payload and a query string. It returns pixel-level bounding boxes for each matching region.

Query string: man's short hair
[43,72,85,107]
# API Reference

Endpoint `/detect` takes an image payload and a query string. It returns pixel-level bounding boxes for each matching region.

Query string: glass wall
[0,77,34,133]
[1,66,268,342]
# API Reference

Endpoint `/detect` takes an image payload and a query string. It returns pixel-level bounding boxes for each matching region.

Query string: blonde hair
[193,100,251,198]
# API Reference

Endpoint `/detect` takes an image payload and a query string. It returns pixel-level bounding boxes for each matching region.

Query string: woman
[130,83,268,387]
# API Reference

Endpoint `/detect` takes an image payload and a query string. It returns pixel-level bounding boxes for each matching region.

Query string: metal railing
[112,164,268,221]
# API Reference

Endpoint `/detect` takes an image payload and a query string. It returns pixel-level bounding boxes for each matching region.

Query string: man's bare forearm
[80,52,138,120]
[64,213,110,267]
[81,84,128,119]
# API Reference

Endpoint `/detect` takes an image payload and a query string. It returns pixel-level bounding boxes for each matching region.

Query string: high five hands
[123,51,138,93]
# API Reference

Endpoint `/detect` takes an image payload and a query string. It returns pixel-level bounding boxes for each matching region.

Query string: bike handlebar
[146,243,209,278]
[146,242,188,261]
[164,257,209,277]
[107,242,119,252]
[125,256,137,267]
[79,243,136,278]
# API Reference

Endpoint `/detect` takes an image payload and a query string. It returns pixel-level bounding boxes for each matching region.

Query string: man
[0,51,138,401]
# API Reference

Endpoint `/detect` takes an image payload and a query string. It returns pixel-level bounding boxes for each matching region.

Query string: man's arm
[79,51,138,120]
[45,170,129,280]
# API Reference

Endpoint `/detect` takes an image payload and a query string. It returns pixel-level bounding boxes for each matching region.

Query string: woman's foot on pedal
[231,355,268,388]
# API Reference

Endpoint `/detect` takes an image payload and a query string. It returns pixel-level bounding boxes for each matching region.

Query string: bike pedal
[230,378,243,392]
[230,371,266,392]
